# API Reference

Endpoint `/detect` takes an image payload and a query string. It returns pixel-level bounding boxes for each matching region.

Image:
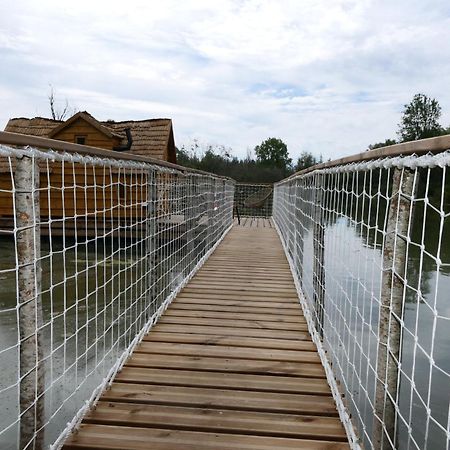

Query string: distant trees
[295,151,322,171]
[177,140,289,182]
[177,138,326,182]
[254,138,292,173]
[397,93,444,141]
[368,93,449,150]
[368,139,397,150]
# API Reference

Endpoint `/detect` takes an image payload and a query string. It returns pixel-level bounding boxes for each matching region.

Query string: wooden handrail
[0,131,234,181]
[285,134,450,180]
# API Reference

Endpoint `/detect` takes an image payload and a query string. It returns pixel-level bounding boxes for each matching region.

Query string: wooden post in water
[313,173,325,338]
[15,155,44,450]
[185,175,196,274]
[294,179,304,286]
[206,177,214,251]
[373,167,415,450]
[147,170,158,316]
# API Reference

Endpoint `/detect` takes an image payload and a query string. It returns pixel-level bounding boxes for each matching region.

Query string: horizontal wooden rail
[284,134,450,181]
[0,131,234,181]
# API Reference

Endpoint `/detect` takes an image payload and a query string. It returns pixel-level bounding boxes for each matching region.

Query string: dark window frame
[75,136,86,145]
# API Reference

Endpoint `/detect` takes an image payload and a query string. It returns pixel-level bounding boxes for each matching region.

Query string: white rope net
[234,182,273,217]
[0,144,234,449]
[273,151,450,450]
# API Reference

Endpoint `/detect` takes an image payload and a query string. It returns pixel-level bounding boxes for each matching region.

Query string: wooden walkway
[233,216,274,228]
[63,222,349,449]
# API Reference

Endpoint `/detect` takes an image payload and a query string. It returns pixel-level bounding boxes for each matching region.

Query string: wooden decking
[63,223,349,449]
[233,216,274,228]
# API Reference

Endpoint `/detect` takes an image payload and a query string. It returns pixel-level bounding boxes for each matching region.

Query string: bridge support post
[147,170,158,316]
[313,173,325,338]
[374,167,415,450]
[15,155,44,450]
[185,175,196,274]
[206,177,215,252]
[294,179,304,288]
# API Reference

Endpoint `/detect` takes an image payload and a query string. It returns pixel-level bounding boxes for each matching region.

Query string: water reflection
[0,236,188,449]
[298,169,450,450]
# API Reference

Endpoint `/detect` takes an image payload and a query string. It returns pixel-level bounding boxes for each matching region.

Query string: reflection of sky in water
[300,217,449,450]
[0,237,186,449]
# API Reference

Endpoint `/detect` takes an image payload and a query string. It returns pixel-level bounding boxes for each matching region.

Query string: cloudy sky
[1,0,449,161]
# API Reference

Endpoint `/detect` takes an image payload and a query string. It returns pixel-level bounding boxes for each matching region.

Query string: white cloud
[0,0,449,162]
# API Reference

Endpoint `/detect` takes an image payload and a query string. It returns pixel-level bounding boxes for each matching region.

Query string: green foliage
[176,141,291,183]
[295,151,322,171]
[254,138,292,172]
[368,139,397,150]
[398,93,443,142]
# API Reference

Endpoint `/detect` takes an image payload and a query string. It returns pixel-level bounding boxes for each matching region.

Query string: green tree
[254,138,292,172]
[176,141,288,182]
[398,94,443,142]
[368,139,397,150]
[295,151,322,171]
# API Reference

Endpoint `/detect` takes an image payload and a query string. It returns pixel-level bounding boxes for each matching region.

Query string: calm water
[300,215,450,450]
[0,237,187,449]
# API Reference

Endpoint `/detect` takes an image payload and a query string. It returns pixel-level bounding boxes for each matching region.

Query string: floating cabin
[1,112,178,238]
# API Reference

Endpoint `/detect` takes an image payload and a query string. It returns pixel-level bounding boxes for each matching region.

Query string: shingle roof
[48,111,125,140]
[106,119,174,160]
[4,112,176,162]
[5,117,60,137]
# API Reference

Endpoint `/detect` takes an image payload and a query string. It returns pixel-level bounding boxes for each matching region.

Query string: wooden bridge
[63,221,349,449]
[2,133,449,450]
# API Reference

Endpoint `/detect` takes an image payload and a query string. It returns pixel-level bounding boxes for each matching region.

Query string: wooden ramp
[63,223,349,449]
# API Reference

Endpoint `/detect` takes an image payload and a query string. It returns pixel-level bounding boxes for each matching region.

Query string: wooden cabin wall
[0,165,149,222]
[52,118,121,149]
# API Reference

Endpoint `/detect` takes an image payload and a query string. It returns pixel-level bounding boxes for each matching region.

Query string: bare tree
[48,85,71,120]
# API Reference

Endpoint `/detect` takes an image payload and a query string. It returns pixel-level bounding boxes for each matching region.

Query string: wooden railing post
[373,167,415,449]
[185,175,196,274]
[16,155,44,450]
[313,173,325,338]
[294,179,304,286]
[207,177,214,251]
[147,170,158,315]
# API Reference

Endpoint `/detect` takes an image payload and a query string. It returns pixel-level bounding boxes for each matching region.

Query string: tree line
[177,138,322,183]
[177,93,449,182]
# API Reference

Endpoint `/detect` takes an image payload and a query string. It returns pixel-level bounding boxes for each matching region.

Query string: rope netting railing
[0,143,234,449]
[273,150,450,450]
[233,182,273,218]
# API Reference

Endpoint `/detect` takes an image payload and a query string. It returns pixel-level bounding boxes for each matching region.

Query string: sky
[0,0,449,162]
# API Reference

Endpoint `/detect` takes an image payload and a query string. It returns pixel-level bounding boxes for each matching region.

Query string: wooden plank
[189,278,295,287]
[203,262,290,267]
[142,331,313,350]
[202,263,290,269]
[209,256,287,262]
[135,342,321,363]
[173,298,301,310]
[192,274,294,282]
[83,402,347,441]
[164,309,305,324]
[158,316,308,331]
[64,424,349,449]
[195,268,292,275]
[101,383,338,416]
[169,302,303,316]
[126,353,326,378]
[115,367,327,394]
[153,323,310,340]
[178,291,299,302]
[186,282,296,292]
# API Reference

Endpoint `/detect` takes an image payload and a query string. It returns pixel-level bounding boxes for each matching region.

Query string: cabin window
[75,136,86,145]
